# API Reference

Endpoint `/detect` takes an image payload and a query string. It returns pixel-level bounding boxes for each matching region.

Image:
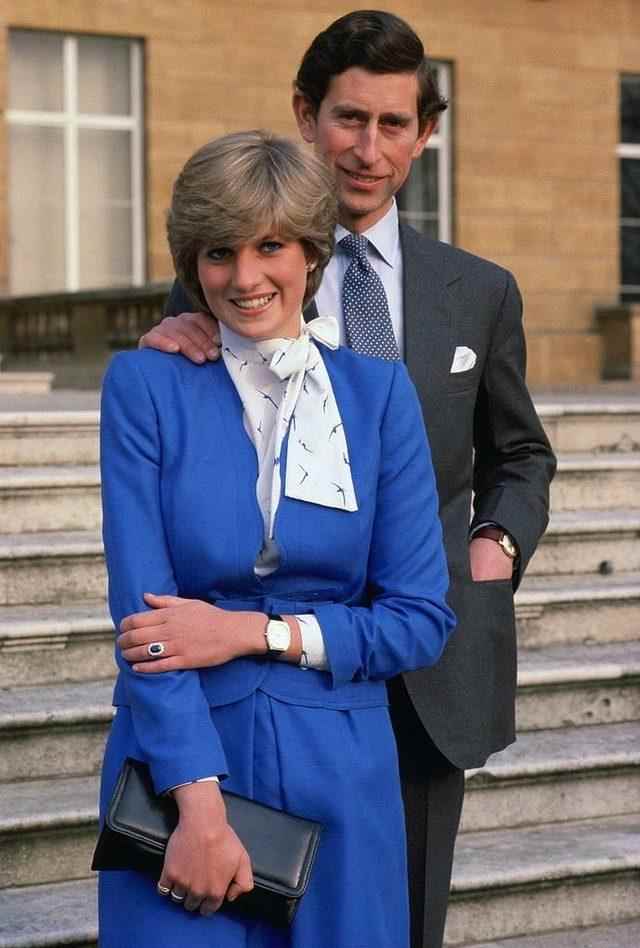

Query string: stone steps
[0,601,113,687]
[0,395,638,948]
[536,397,640,453]
[0,879,97,948]
[529,508,640,576]
[0,775,99,888]
[462,721,640,832]
[0,466,101,533]
[516,570,640,647]
[4,448,635,536]
[551,450,640,511]
[3,513,637,611]
[0,679,113,782]
[14,721,639,892]
[445,814,640,945]
[516,640,640,731]
[1,639,635,788]
[463,919,640,948]
[0,411,99,467]
[0,531,105,606]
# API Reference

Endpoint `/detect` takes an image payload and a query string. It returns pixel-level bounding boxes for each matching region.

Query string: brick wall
[2,0,639,385]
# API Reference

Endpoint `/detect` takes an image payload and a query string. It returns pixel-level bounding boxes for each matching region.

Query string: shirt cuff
[295,614,328,670]
[166,775,220,795]
[470,521,519,551]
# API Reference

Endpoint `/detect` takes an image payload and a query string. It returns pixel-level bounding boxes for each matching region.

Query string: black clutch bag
[92,757,322,927]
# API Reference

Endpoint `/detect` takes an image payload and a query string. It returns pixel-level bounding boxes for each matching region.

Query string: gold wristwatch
[474,526,518,560]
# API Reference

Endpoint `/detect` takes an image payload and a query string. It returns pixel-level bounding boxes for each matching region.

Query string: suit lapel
[400,224,458,422]
[307,225,460,425]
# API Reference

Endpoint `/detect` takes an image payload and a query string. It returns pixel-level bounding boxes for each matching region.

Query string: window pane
[621,75,640,145]
[9,126,66,294]
[397,148,439,218]
[621,159,640,219]
[621,224,640,288]
[78,36,131,115]
[397,214,439,239]
[9,30,64,112]
[621,288,640,302]
[78,129,132,287]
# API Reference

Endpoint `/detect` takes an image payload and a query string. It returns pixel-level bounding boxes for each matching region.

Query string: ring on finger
[147,641,166,658]
[170,889,186,903]
[157,883,170,896]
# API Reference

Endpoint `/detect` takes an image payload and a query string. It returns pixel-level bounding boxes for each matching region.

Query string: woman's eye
[260,241,283,254]
[205,247,231,262]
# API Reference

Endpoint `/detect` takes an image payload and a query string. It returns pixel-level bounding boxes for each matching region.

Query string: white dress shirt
[315,200,404,357]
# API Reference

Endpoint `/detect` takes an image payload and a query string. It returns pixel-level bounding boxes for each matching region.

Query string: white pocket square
[450,346,477,374]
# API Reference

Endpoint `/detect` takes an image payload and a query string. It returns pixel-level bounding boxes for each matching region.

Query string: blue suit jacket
[100,345,455,794]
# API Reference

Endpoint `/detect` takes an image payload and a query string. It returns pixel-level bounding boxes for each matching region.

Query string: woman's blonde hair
[167,130,337,311]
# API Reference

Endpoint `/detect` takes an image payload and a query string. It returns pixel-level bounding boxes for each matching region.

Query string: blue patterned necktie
[339,233,400,361]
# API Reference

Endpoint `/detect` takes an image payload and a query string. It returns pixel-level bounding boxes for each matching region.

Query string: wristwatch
[475,526,518,560]
[264,614,291,656]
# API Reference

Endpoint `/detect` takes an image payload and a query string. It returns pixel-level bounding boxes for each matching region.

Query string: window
[7,30,144,295]
[619,74,640,303]
[397,62,452,243]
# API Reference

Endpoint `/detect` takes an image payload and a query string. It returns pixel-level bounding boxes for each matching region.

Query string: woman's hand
[118,594,265,673]
[158,781,253,916]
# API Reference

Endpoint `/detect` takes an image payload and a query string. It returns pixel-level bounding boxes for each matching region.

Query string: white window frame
[617,74,640,302]
[6,32,145,292]
[617,141,640,301]
[398,61,452,243]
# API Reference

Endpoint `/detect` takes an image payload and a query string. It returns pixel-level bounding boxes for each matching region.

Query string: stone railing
[0,283,172,388]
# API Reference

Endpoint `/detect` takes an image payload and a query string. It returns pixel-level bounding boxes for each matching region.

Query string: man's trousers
[389,679,466,948]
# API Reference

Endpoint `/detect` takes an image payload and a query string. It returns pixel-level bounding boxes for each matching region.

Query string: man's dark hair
[295,10,447,130]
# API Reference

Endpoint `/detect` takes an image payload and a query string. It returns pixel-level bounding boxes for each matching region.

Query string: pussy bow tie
[221,314,358,536]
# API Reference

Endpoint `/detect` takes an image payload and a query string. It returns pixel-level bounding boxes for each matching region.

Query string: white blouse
[221,315,358,669]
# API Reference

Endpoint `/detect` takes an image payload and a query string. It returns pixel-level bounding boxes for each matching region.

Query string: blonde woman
[98,130,455,948]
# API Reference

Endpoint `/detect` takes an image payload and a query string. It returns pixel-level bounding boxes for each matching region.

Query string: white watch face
[266,619,290,652]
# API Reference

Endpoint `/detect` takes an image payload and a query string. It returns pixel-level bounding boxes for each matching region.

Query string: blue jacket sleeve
[314,362,456,688]
[100,352,228,793]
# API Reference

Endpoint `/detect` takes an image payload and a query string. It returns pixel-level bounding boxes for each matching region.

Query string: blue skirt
[98,691,409,948]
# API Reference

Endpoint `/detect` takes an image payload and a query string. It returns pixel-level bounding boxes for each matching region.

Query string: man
[141,11,556,948]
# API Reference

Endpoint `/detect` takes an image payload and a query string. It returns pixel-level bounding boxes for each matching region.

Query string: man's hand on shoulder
[139,311,221,364]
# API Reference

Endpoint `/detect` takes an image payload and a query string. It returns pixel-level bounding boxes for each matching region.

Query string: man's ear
[411,117,437,160]
[292,90,318,144]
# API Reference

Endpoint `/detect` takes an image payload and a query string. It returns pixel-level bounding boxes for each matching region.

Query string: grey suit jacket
[164,223,556,770]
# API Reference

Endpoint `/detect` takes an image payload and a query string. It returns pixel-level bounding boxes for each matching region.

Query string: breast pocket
[447,343,482,394]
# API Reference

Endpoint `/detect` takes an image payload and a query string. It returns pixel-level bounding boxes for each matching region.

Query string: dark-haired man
[141,10,555,948]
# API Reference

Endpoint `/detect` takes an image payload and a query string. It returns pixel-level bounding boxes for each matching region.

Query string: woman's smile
[231,293,277,311]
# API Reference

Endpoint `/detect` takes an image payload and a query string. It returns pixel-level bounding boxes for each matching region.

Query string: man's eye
[382,118,407,130]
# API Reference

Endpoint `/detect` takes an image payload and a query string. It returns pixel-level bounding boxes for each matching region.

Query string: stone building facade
[1,0,639,385]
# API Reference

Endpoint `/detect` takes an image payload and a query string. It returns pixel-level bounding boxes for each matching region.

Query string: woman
[98,130,455,948]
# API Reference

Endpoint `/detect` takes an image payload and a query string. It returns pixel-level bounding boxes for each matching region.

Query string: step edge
[0,808,97,834]
[0,706,114,730]
[450,852,640,893]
